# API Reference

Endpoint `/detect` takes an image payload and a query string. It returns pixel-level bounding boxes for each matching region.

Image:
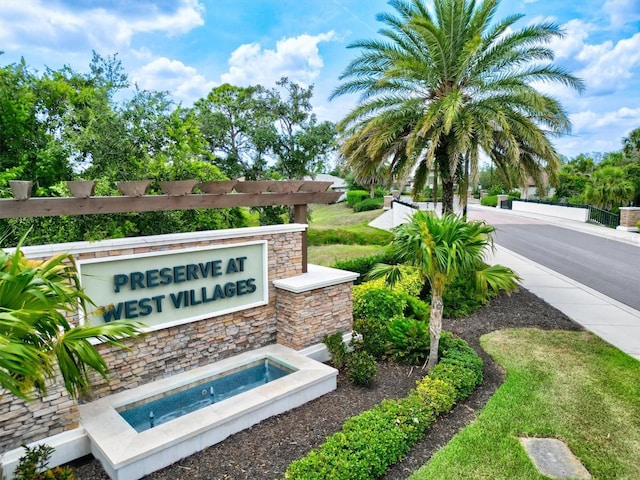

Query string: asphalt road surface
[467,208,640,311]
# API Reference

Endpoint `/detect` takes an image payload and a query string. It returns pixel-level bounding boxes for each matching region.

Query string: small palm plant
[370,211,519,369]
[0,238,142,400]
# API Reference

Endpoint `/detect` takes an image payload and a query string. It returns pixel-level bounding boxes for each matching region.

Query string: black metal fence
[499,198,620,228]
[587,205,620,229]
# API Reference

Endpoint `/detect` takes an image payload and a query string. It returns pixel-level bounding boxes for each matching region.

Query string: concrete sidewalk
[486,245,640,360]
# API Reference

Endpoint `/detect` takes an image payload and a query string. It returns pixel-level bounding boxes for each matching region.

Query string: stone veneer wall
[0,226,303,452]
[276,283,353,350]
[619,207,640,230]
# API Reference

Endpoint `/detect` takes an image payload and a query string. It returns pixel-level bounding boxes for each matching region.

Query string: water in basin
[119,359,293,432]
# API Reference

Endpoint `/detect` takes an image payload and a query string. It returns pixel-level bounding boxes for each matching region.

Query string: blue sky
[1,0,639,159]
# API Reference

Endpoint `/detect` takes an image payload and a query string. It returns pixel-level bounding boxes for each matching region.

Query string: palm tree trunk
[436,142,455,214]
[425,290,443,370]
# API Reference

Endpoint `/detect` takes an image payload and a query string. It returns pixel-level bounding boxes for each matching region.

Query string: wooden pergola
[0,181,341,273]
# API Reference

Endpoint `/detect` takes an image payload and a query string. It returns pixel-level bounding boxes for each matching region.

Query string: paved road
[467,208,640,311]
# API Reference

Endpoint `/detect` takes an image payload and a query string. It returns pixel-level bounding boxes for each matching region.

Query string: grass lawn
[411,328,640,480]
[308,244,388,266]
[307,203,390,266]
[309,203,383,227]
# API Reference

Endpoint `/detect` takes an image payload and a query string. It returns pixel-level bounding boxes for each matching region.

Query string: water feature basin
[118,358,294,432]
[79,344,337,480]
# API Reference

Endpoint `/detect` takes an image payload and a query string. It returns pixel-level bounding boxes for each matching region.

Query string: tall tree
[194,84,276,179]
[270,78,336,179]
[370,211,519,369]
[332,0,583,214]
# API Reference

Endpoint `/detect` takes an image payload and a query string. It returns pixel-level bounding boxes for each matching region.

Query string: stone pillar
[383,195,393,210]
[496,194,508,208]
[274,265,358,350]
[617,207,640,232]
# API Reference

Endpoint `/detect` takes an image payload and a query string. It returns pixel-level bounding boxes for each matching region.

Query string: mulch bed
[70,288,582,480]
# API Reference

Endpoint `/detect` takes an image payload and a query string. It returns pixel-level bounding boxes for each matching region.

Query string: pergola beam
[0,192,342,219]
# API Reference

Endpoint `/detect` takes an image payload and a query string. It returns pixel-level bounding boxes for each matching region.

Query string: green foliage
[331,0,581,214]
[14,444,75,480]
[353,197,383,212]
[0,241,143,399]
[366,265,423,297]
[332,253,394,284]
[403,295,430,321]
[385,316,430,365]
[429,363,479,401]
[480,195,498,207]
[377,210,519,369]
[322,331,347,369]
[346,350,377,386]
[441,275,487,318]
[283,335,482,480]
[352,284,406,322]
[352,317,388,359]
[307,227,391,246]
[346,190,369,206]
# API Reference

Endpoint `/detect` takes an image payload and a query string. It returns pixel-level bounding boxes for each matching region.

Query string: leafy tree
[194,84,276,179]
[585,166,634,211]
[370,211,519,369]
[270,77,336,179]
[331,0,583,214]
[0,240,142,400]
[0,59,71,191]
[622,127,640,161]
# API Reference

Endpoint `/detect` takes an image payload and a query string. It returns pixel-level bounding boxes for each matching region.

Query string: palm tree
[585,166,634,211]
[370,211,519,369]
[0,241,142,400]
[331,0,583,214]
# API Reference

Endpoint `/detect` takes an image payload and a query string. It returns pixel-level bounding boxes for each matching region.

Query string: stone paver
[520,437,591,479]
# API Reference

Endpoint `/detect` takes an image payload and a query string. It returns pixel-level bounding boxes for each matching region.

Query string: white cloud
[548,19,591,60]
[570,107,640,132]
[0,0,204,55]
[576,32,640,94]
[220,32,336,88]
[133,57,216,104]
[561,106,640,156]
[603,0,640,29]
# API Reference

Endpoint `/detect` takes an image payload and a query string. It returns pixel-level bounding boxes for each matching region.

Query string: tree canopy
[332,0,583,213]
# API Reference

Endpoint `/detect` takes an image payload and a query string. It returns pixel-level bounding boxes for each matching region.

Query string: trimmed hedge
[308,228,392,246]
[347,190,370,206]
[282,336,483,480]
[333,253,394,284]
[354,197,384,212]
[353,284,407,322]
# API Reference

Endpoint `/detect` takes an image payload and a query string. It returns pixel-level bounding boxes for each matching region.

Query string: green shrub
[385,316,430,365]
[346,350,377,386]
[323,331,347,369]
[353,317,388,358]
[347,189,369,206]
[403,295,430,321]
[307,228,362,245]
[441,275,487,318]
[480,194,498,207]
[637,220,640,231]
[365,265,423,297]
[14,444,75,480]
[333,253,393,284]
[354,197,383,212]
[429,364,479,401]
[353,284,406,322]
[283,336,482,480]
[308,227,392,246]
[414,376,457,415]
